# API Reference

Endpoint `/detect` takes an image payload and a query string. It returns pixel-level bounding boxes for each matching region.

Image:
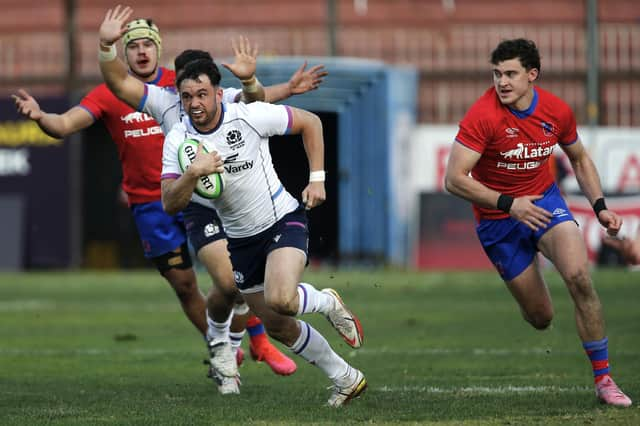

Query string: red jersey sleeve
[79,84,111,121]
[455,90,497,154]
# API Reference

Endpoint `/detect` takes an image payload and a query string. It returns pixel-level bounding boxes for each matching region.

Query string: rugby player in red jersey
[445,38,631,407]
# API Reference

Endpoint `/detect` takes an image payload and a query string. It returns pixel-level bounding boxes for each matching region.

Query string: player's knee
[209,271,237,295]
[526,310,553,330]
[264,292,297,316]
[565,266,590,287]
[166,274,199,301]
[565,268,596,301]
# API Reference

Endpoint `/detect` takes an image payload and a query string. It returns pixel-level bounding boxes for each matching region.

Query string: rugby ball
[177,139,224,199]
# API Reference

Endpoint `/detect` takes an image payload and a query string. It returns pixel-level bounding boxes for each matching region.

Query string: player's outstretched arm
[220,36,265,103]
[287,107,326,210]
[562,139,623,235]
[264,61,328,104]
[98,5,145,110]
[11,89,93,138]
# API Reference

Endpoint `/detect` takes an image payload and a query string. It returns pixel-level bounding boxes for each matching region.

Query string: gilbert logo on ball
[177,139,224,199]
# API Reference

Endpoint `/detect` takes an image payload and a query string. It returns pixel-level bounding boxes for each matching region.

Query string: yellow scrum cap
[122,19,162,58]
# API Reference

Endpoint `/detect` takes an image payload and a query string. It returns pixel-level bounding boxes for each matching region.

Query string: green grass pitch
[1,268,638,425]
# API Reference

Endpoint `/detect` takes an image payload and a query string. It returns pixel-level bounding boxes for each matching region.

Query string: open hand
[11,89,43,121]
[289,61,328,95]
[221,36,258,81]
[99,5,133,45]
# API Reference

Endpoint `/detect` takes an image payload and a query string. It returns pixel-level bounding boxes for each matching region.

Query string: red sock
[246,315,266,338]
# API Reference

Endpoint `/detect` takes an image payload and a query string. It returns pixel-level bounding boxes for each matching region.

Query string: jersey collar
[189,103,226,135]
[508,87,538,119]
[128,67,163,85]
[147,67,163,85]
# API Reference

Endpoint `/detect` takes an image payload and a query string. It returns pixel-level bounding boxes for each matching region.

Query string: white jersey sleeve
[243,102,292,137]
[161,122,187,180]
[141,84,181,134]
[222,87,242,104]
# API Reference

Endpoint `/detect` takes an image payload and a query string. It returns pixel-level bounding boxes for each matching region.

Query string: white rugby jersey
[140,84,241,134]
[161,102,300,238]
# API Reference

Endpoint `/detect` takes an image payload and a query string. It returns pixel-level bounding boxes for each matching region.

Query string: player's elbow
[444,173,458,195]
[162,198,180,216]
[161,191,180,216]
[309,112,322,131]
[162,199,174,215]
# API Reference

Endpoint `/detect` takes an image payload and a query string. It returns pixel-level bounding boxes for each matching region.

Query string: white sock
[229,330,245,354]
[206,309,232,342]
[296,282,334,316]
[289,320,349,380]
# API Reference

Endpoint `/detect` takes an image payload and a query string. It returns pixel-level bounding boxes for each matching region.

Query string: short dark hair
[176,58,222,89]
[174,49,213,74]
[491,38,541,73]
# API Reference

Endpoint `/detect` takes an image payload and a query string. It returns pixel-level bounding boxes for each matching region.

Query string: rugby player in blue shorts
[445,38,631,407]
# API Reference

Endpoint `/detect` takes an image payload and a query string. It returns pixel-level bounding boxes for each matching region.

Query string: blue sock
[246,316,265,337]
[583,337,610,383]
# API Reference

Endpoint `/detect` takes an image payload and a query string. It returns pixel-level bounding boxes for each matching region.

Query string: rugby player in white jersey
[98,6,327,392]
[160,58,366,407]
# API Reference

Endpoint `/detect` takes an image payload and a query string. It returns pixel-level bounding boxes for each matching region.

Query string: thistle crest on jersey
[177,139,224,199]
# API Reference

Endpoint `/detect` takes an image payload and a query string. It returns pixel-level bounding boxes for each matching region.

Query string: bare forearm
[36,113,69,138]
[263,83,291,103]
[445,174,501,210]
[161,173,200,215]
[301,114,324,172]
[572,155,604,204]
[99,47,142,109]
[100,54,127,92]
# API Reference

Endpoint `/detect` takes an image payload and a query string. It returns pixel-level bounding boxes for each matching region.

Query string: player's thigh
[264,247,306,303]
[505,256,553,317]
[197,239,236,292]
[537,220,590,288]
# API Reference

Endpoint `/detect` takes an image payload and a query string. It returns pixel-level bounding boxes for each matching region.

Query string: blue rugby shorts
[476,183,576,281]
[227,206,309,292]
[183,201,227,253]
[130,200,187,258]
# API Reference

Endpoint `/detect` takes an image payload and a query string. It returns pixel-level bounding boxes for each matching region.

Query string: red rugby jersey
[455,86,578,220]
[79,67,175,205]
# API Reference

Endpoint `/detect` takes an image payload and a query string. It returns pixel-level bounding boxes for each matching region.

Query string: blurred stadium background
[0,0,638,271]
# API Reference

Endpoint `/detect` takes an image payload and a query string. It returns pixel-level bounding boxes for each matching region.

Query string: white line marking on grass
[375,385,592,394]
[2,347,637,357]
[0,300,55,311]
[0,348,190,356]
[354,347,638,356]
